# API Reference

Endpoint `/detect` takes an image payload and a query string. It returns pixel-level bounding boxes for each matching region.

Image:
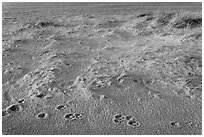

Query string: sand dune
[2,2,202,135]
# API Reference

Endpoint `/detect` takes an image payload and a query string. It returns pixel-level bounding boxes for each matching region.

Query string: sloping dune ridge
[2,2,202,135]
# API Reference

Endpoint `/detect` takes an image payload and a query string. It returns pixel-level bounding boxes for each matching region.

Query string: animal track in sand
[2,2,201,135]
[36,112,49,119]
[7,104,23,112]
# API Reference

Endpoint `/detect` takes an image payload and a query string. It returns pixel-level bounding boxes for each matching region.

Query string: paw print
[36,112,49,119]
[112,114,125,124]
[127,120,141,128]
[64,113,83,121]
[7,104,23,113]
[55,104,67,110]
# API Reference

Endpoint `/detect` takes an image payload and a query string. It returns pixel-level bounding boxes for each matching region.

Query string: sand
[2,2,202,135]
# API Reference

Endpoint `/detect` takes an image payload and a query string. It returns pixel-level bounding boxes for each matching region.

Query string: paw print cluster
[55,104,83,121]
[112,113,141,128]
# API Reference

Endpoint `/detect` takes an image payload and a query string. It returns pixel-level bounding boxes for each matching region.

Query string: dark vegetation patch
[184,55,202,68]
[3,48,25,54]
[186,77,202,88]
[173,16,202,29]
[4,17,13,20]
[156,12,175,26]
[14,39,31,45]
[188,32,202,39]
[36,21,63,28]
[98,20,124,29]
[137,12,152,18]
[146,16,155,21]
[14,20,63,33]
